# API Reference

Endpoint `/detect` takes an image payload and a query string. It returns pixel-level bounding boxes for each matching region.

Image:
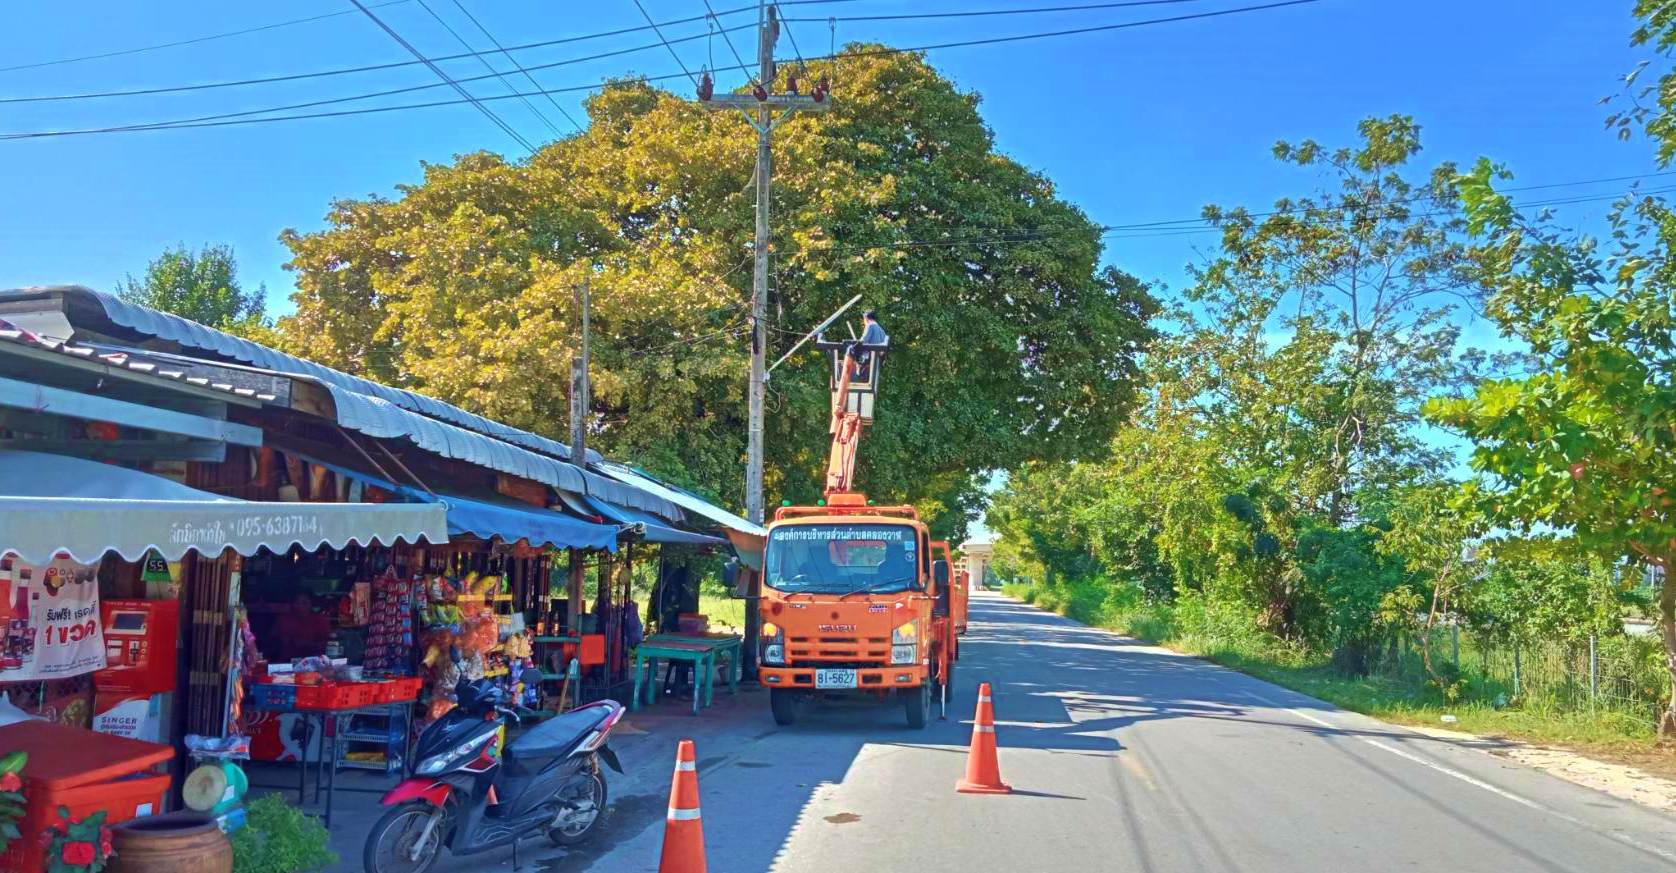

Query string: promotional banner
[0,554,107,681]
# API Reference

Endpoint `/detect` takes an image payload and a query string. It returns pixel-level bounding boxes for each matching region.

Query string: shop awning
[595,463,766,568]
[0,450,446,564]
[584,498,728,548]
[439,494,618,553]
[303,458,620,552]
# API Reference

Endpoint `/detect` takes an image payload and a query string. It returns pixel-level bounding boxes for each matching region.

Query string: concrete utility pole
[567,274,591,634]
[699,2,830,525]
[569,274,591,459]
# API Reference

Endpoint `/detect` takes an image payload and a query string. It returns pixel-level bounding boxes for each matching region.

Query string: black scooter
[363,675,624,873]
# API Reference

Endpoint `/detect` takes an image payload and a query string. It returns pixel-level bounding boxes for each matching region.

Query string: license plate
[814,669,858,689]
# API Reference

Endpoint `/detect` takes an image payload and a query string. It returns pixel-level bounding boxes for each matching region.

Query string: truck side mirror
[933,559,950,589]
[723,559,748,598]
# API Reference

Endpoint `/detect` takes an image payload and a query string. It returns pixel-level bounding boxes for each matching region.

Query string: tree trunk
[1660,556,1676,741]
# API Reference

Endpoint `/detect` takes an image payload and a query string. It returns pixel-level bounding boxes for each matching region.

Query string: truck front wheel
[903,682,931,729]
[770,688,799,726]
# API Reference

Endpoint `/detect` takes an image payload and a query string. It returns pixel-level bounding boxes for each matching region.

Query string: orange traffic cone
[659,738,707,873]
[956,682,1011,794]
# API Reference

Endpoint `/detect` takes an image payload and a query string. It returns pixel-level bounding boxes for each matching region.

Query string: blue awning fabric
[440,494,618,553]
[308,458,619,552]
[584,498,727,548]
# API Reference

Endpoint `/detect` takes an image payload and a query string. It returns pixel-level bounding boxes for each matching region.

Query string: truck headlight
[761,622,785,664]
[890,644,917,665]
[891,621,918,645]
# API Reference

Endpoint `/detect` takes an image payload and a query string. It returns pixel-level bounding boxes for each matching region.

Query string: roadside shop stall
[0,448,444,869]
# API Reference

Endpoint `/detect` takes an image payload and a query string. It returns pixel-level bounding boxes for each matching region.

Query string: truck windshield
[765,523,921,595]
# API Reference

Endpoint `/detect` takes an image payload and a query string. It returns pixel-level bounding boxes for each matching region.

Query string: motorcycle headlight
[418,736,489,775]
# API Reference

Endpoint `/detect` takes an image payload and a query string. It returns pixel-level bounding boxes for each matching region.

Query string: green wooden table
[630,633,743,715]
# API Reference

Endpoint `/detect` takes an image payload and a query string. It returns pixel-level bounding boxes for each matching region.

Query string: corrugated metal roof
[0,321,283,404]
[597,463,765,539]
[52,285,601,465]
[0,286,715,526]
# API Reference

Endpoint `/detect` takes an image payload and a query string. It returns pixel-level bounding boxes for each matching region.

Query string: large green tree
[994,117,1489,648]
[1433,161,1676,731]
[277,47,1156,536]
[1430,3,1676,733]
[1166,116,1480,637]
[119,243,269,336]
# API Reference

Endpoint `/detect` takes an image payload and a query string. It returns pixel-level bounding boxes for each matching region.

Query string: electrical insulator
[753,83,768,101]
[697,71,714,101]
[787,72,800,95]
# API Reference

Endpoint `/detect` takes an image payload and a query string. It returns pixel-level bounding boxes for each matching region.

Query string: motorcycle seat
[506,705,612,765]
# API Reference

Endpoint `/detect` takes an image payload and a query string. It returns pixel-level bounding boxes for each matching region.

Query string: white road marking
[1252,691,1676,864]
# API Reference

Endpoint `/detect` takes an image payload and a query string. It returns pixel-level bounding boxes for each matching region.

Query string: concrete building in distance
[959,537,996,590]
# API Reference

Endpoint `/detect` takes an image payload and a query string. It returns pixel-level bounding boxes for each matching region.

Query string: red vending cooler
[92,599,180,743]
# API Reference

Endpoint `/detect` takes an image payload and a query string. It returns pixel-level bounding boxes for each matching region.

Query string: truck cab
[758,496,955,728]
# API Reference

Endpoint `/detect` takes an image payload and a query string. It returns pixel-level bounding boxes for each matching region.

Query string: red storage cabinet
[0,720,173,873]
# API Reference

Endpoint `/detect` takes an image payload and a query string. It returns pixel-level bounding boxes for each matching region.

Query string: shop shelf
[342,729,405,744]
[337,758,397,771]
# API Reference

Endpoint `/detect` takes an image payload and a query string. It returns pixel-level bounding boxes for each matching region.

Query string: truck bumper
[758,664,928,690]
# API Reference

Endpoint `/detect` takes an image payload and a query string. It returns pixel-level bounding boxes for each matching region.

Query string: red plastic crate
[380,677,422,703]
[309,682,382,709]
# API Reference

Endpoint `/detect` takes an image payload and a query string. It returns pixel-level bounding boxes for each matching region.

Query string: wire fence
[1371,625,1670,725]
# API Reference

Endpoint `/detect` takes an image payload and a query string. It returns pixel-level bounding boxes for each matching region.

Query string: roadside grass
[698,594,747,633]
[1001,582,1676,779]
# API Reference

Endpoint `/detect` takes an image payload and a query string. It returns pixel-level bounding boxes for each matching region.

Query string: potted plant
[229,795,336,873]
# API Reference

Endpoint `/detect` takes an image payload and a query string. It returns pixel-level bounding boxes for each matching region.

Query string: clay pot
[108,812,232,873]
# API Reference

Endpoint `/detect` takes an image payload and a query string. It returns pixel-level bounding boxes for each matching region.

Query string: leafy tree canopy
[120,243,269,337]
[276,47,1156,538]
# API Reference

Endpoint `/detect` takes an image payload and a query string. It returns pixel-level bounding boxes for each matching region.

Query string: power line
[632,0,700,85]
[416,0,566,137]
[703,0,759,86]
[784,0,1213,25]
[448,0,587,133]
[0,0,1325,140]
[1096,171,1676,232]
[781,12,812,72]
[790,177,1676,256]
[348,0,537,152]
[0,1,815,104]
[0,0,413,74]
[3,24,755,140]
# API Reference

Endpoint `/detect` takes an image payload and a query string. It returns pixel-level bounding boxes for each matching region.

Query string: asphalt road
[323,591,1676,872]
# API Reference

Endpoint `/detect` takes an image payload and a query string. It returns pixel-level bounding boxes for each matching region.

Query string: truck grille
[788,635,889,662]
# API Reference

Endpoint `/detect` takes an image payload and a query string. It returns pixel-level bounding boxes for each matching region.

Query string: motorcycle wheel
[363,802,445,873]
[547,766,609,847]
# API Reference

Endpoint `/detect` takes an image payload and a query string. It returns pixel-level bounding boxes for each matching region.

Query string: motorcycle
[363,675,625,873]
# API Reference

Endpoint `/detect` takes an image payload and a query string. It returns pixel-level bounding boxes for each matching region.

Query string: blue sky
[1,0,1659,317]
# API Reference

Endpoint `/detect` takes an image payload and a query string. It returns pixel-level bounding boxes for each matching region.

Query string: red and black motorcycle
[363,675,624,873]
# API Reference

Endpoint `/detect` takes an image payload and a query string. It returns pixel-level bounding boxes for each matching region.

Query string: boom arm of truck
[814,338,887,497]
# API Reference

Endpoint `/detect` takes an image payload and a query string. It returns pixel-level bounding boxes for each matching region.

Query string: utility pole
[697,3,830,682]
[567,274,591,635]
[698,2,830,525]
